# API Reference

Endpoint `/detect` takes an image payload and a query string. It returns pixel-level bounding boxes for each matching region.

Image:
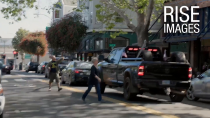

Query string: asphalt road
[2,70,210,118]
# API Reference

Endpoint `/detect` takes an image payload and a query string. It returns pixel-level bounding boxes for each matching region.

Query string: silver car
[186,69,210,101]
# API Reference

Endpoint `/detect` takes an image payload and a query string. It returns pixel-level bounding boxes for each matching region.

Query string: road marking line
[41,80,178,118]
[14,79,26,81]
[1,80,8,82]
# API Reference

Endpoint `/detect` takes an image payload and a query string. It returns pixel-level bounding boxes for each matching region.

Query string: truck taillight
[138,66,144,76]
[188,67,192,78]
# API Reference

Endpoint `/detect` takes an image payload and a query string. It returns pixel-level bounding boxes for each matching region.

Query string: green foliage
[0,0,37,21]
[46,13,88,53]
[77,0,165,39]
[12,28,29,52]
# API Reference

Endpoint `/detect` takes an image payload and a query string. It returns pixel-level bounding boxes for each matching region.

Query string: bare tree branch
[100,0,136,31]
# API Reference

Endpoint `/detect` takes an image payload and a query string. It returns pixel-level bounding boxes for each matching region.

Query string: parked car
[61,61,92,85]
[25,62,39,73]
[37,62,49,74]
[0,65,5,117]
[186,69,210,101]
[2,64,11,74]
[45,58,69,78]
[97,46,191,102]
[0,83,5,118]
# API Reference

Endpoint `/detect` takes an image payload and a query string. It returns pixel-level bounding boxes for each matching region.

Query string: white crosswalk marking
[1,80,8,83]
[14,79,26,81]
[32,79,42,81]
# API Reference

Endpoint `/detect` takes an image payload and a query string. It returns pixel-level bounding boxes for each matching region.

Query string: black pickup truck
[98,46,192,102]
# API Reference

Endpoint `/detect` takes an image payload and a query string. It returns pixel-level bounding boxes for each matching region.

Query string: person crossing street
[82,57,102,102]
[47,55,64,91]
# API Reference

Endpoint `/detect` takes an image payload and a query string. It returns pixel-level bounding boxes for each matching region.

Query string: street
[2,71,210,118]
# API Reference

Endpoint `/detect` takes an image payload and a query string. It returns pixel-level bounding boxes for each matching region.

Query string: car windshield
[30,62,38,66]
[60,60,69,64]
[75,62,92,68]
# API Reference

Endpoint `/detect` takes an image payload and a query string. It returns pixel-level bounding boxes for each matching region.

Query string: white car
[0,84,5,118]
[186,69,210,101]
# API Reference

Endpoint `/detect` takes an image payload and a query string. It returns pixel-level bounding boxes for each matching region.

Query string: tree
[91,0,165,46]
[19,31,48,63]
[46,13,87,53]
[12,28,29,70]
[0,0,37,21]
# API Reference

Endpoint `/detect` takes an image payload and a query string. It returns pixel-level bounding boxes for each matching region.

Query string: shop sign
[88,53,93,56]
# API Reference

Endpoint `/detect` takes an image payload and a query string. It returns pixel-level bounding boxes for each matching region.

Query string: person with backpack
[47,55,64,91]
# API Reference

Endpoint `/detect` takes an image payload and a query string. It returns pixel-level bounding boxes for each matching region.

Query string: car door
[201,70,210,98]
[63,62,71,81]
[193,71,209,97]
[111,48,123,85]
[38,62,43,71]
[102,49,117,85]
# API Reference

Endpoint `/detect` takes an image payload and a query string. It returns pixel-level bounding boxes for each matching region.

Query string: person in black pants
[82,57,102,102]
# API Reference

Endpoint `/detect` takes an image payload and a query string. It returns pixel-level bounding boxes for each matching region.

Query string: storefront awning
[166,35,197,43]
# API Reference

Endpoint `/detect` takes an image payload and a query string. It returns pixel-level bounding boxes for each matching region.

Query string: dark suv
[25,62,39,73]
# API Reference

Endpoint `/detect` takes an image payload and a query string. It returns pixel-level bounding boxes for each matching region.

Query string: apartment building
[76,0,161,61]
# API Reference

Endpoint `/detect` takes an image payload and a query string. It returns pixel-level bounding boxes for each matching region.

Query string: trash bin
[19,62,22,70]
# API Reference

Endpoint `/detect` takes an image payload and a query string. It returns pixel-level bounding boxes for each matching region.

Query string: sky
[0,0,58,38]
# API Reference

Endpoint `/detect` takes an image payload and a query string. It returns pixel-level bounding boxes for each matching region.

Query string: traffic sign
[109,44,116,47]
[25,54,31,59]
[46,27,50,31]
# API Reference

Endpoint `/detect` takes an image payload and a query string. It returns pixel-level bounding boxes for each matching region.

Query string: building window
[95,39,103,50]
[86,40,89,50]
[115,14,123,23]
[55,10,60,18]
[110,37,129,49]
[204,8,209,32]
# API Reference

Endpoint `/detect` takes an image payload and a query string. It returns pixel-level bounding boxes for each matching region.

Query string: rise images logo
[164,6,200,34]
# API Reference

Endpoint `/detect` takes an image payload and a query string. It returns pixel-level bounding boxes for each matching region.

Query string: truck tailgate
[142,62,190,81]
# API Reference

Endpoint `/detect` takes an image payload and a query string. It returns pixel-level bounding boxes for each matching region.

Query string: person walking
[82,57,102,102]
[47,55,64,91]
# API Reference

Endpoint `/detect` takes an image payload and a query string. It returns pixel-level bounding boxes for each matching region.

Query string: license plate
[162,80,170,85]
[80,73,83,75]
[86,73,90,75]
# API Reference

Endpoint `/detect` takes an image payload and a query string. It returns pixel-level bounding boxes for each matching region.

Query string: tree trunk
[37,55,40,64]
[136,28,149,46]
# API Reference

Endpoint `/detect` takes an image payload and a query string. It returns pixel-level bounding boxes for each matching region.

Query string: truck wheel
[142,50,153,61]
[123,76,137,100]
[169,93,184,102]
[100,82,106,94]
[170,52,188,63]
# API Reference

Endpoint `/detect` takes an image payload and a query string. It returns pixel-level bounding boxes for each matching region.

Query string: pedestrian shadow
[4,90,206,118]
[102,92,172,104]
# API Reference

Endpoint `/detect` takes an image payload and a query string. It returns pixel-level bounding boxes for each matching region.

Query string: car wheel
[123,76,137,100]
[0,112,3,118]
[26,70,29,73]
[61,76,66,84]
[169,93,185,102]
[6,71,10,74]
[186,86,199,101]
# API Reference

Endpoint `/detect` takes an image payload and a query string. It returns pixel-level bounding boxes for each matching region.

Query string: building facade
[76,0,161,61]
[150,0,210,72]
